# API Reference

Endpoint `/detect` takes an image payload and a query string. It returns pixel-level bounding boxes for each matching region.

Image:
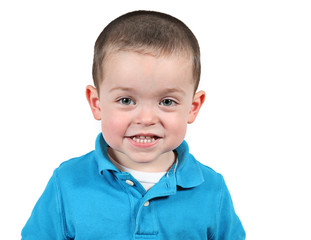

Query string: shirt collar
[173,140,205,188]
[95,133,119,173]
[95,133,204,189]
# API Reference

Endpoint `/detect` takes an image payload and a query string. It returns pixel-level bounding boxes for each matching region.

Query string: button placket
[135,198,158,237]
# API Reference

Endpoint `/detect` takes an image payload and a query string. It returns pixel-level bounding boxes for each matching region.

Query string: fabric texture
[22,133,245,239]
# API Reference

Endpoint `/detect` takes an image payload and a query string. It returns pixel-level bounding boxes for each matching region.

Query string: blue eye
[160,99,176,106]
[118,97,134,105]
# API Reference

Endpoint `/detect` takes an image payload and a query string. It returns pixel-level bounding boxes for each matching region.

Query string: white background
[1,0,310,239]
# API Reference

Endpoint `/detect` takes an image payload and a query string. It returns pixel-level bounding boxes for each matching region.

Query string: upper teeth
[132,136,156,143]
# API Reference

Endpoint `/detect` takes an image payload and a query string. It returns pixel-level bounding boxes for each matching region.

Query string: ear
[188,90,206,124]
[86,85,101,120]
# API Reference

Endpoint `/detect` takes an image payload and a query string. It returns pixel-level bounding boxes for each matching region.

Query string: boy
[22,10,245,239]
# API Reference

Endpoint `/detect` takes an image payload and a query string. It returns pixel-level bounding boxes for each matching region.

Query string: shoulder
[196,160,222,179]
[53,151,97,181]
[182,150,223,183]
[195,160,225,188]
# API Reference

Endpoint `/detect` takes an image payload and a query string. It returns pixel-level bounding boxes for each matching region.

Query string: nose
[134,105,159,126]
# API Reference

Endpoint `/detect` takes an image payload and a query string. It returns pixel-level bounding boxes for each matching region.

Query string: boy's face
[87,51,205,172]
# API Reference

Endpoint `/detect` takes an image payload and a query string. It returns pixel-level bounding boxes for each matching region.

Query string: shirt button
[125,180,134,186]
[144,201,150,207]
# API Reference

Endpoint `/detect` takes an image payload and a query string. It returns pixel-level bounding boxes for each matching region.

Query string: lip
[126,134,161,148]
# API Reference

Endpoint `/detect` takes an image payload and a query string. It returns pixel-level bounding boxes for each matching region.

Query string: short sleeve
[21,172,68,240]
[213,175,246,240]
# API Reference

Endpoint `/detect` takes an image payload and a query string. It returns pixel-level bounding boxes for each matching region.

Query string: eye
[118,97,135,105]
[160,99,176,107]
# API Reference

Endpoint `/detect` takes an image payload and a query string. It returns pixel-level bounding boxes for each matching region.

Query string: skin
[86,51,205,172]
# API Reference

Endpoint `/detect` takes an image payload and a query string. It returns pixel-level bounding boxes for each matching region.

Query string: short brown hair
[92,10,201,92]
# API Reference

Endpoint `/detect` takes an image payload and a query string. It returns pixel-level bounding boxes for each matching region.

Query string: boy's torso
[54,136,220,239]
[22,134,245,240]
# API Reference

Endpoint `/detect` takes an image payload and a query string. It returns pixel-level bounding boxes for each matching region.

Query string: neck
[107,148,176,172]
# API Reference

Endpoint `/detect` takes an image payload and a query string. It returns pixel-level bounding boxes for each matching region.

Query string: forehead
[101,51,194,92]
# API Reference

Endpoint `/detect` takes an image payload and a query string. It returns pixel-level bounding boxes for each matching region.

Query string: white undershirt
[109,157,167,191]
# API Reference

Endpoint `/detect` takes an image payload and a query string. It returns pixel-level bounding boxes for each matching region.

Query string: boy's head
[87,10,205,172]
[92,10,201,93]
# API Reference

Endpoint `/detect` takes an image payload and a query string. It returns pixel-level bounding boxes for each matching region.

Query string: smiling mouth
[130,135,159,144]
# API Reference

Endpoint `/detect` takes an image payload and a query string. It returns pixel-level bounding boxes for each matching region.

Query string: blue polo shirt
[22,133,245,239]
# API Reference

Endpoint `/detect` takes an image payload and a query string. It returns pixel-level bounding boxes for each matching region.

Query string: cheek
[164,112,188,139]
[172,120,188,137]
[101,110,130,143]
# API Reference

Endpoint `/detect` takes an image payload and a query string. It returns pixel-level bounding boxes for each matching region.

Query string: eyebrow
[161,87,186,96]
[109,86,186,95]
[108,87,136,93]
